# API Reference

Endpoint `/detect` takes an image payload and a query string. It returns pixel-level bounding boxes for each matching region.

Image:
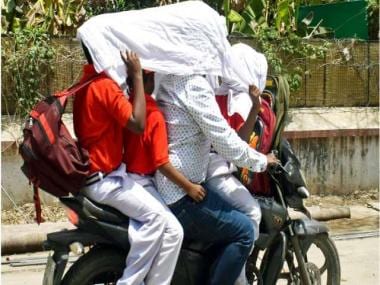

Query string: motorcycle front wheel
[62,247,125,285]
[276,233,341,285]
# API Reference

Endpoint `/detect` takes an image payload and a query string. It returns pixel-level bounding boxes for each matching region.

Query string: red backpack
[238,75,290,196]
[238,98,277,196]
[215,94,277,196]
[19,77,98,223]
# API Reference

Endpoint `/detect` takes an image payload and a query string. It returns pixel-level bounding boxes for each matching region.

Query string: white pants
[81,164,183,285]
[206,174,261,240]
[206,174,262,285]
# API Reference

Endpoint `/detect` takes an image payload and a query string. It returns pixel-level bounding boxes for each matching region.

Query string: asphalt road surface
[2,231,379,285]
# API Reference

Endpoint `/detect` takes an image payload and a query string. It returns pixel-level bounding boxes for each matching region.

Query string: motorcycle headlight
[297,186,310,198]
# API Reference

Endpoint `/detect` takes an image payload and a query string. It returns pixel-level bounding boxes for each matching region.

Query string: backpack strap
[33,184,44,225]
[28,169,45,225]
[54,74,101,98]
[52,74,102,110]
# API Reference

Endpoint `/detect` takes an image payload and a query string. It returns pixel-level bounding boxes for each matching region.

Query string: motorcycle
[42,139,340,285]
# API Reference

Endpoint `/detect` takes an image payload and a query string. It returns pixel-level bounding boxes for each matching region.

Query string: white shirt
[155,74,267,205]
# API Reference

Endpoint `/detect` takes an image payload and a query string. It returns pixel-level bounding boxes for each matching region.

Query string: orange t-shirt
[123,94,169,175]
[73,64,132,174]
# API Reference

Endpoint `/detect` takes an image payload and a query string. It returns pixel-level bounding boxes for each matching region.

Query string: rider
[74,45,175,285]
[155,73,279,285]
[123,69,209,284]
[206,43,271,285]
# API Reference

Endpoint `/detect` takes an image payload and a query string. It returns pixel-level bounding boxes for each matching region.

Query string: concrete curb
[1,222,74,255]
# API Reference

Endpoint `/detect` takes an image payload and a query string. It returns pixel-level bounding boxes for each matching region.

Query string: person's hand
[120,50,142,78]
[186,183,206,203]
[266,153,280,166]
[248,84,261,110]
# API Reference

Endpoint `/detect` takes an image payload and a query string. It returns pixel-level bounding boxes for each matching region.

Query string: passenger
[155,73,279,285]
[123,70,208,284]
[206,43,270,285]
[74,45,170,285]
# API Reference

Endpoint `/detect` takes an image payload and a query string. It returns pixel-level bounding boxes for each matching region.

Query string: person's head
[81,42,93,64]
[143,70,155,95]
[221,43,268,94]
[127,69,155,95]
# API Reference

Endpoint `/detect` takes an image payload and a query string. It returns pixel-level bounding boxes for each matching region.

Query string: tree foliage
[1,0,159,34]
[367,0,379,40]
[2,0,87,36]
[2,0,375,104]
[85,0,157,16]
[222,0,330,90]
[2,27,55,117]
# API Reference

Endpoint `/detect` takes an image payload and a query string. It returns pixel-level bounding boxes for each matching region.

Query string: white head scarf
[215,43,268,120]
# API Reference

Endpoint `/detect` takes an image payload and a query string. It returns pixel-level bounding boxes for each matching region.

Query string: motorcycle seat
[80,196,129,224]
[61,195,129,225]
[182,238,214,253]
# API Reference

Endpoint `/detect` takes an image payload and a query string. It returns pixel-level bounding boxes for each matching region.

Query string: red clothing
[123,95,169,175]
[215,95,245,131]
[73,64,132,174]
[216,94,277,196]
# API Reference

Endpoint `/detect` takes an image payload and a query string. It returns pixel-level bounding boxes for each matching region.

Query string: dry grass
[1,203,67,225]
[305,189,379,208]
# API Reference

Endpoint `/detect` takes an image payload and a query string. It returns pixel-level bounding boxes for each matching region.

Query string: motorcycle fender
[261,232,287,285]
[42,254,56,285]
[293,218,329,236]
[45,229,111,250]
[43,229,111,285]
[42,250,69,285]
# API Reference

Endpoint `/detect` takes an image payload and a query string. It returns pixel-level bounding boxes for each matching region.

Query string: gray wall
[289,135,379,195]
[2,135,379,209]
[2,147,58,210]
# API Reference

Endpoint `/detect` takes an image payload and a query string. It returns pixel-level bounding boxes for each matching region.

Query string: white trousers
[81,164,183,285]
[206,174,261,240]
[206,174,262,285]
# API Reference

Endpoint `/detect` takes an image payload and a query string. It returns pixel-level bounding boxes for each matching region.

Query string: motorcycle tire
[303,233,341,285]
[260,233,340,285]
[62,247,125,285]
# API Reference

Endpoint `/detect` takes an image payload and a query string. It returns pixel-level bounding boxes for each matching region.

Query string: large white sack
[77,1,236,89]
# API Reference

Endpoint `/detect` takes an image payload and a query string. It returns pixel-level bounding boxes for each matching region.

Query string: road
[2,232,379,285]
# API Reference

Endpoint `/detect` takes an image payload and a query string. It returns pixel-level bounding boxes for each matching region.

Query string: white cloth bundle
[77,1,236,89]
[215,43,268,120]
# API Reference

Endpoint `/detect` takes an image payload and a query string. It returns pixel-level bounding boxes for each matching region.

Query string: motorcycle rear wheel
[62,247,125,285]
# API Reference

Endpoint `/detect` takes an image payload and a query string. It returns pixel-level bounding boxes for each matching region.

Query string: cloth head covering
[77,1,239,90]
[215,43,268,120]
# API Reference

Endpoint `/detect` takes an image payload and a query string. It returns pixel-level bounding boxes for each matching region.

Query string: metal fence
[1,38,379,115]
[290,40,379,107]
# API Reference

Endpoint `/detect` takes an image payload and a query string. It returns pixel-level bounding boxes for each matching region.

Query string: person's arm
[120,51,145,133]
[183,75,279,172]
[158,163,206,202]
[237,85,261,142]
[149,111,206,202]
